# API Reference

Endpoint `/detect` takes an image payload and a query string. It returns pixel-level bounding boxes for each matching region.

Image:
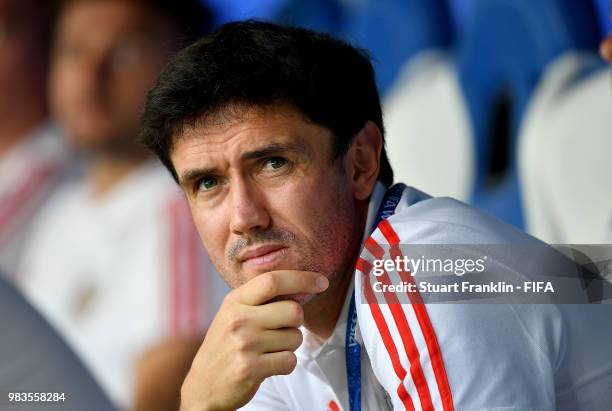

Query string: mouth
[238,244,288,269]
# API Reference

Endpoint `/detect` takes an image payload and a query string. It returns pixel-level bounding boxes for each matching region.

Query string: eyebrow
[178,141,310,187]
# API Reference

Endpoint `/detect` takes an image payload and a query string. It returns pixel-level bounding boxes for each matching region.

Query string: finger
[254,300,304,329]
[257,351,298,378]
[238,270,329,306]
[256,328,303,353]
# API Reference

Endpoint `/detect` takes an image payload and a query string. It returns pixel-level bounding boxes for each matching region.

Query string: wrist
[180,392,228,411]
[179,400,217,411]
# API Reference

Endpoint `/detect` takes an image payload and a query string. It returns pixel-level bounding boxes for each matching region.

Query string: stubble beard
[216,194,361,307]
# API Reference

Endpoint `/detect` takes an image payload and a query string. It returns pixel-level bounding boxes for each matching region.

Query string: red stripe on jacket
[378,219,454,411]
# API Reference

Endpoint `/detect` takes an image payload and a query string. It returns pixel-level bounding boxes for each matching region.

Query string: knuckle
[261,273,279,296]
[235,354,257,381]
[227,316,246,333]
[234,334,254,354]
[289,301,304,325]
[286,328,303,351]
[279,352,297,375]
[223,290,238,305]
[292,329,304,348]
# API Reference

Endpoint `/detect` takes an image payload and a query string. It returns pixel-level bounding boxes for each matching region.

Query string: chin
[68,132,109,149]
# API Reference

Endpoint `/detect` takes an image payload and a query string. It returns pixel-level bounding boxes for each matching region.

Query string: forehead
[55,0,165,43]
[170,105,332,175]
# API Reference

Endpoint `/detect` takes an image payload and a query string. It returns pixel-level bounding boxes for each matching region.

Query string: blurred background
[0,0,611,410]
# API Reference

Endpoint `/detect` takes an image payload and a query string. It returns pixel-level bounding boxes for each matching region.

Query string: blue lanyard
[345,183,405,411]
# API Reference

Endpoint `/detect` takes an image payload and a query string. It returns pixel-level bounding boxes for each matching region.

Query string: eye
[197,176,218,192]
[111,41,145,70]
[263,157,288,171]
[54,42,83,61]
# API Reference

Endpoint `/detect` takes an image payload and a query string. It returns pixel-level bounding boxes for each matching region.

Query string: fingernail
[316,275,329,291]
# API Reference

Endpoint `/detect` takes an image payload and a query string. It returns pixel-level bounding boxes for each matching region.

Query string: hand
[180,270,329,411]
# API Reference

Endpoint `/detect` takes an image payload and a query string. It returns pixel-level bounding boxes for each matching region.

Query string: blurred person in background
[17,1,228,409]
[0,0,69,278]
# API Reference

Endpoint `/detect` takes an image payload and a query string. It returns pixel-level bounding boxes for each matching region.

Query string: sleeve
[16,194,80,337]
[0,277,116,411]
[355,217,563,411]
[238,377,288,411]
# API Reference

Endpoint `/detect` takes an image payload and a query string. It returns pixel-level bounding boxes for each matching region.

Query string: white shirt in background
[18,160,229,409]
[0,123,69,278]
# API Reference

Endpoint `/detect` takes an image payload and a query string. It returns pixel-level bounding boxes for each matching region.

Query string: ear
[345,121,382,201]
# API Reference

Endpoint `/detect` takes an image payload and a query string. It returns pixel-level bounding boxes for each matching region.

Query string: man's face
[49,0,176,151]
[171,105,365,304]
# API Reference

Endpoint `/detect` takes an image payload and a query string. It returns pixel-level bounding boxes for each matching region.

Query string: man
[0,0,68,277]
[141,21,612,410]
[18,0,227,408]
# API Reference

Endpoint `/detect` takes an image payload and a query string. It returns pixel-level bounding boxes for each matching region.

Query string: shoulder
[390,185,539,245]
[357,185,612,408]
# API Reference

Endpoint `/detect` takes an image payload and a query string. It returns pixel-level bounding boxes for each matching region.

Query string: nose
[75,53,111,100]
[229,178,271,236]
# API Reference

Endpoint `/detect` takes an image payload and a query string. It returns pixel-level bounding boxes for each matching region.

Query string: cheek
[108,71,160,127]
[49,65,71,113]
[192,205,232,274]
[50,64,90,123]
[286,174,358,261]
[305,172,353,221]
[114,61,163,104]
[314,186,357,248]
[193,212,223,257]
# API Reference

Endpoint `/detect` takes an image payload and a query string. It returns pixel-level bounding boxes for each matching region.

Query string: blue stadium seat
[594,0,611,36]
[447,0,472,36]
[203,0,290,25]
[456,0,600,228]
[275,0,344,35]
[340,0,452,95]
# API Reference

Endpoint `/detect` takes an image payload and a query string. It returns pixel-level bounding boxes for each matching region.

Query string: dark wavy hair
[140,20,393,186]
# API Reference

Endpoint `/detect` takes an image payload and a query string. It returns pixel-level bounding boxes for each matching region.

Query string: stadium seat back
[593,0,611,36]
[457,0,600,227]
[341,0,452,94]
[276,0,344,34]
